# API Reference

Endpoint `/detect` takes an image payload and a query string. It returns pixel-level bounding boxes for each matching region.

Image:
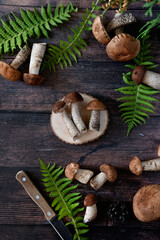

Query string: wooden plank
[0,61,159,112]
[0,112,160,169]
[0,225,160,240]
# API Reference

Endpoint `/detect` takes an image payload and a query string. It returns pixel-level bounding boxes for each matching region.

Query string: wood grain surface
[0,0,160,239]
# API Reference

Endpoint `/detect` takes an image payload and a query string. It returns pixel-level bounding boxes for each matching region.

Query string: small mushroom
[133,184,160,222]
[64,92,87,134]
[132,65,160,90]
[84,194,97,223]
[65,163,94,184]
[106,33,140,62]
[53,101,80,141]
[0,45,31,82]
[129,156,160,176]
[90,164,117,190]
[92,16,111,45]
[23,43,46,86]
[87,100,106,131]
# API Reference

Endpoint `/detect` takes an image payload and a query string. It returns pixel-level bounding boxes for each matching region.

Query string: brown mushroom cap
[100,164,117,182]
[129,156,143,176]
[87,100,106,111]
[92,16,111,45]
[64,92,83,104]
[84,194,97,207]
[65,163,80,180]
[132,66,146,85]
[106,33,140,62]
[23,73,44,86]
[133,184,160,222]
[0,61,21,81]
[53,101,65,113]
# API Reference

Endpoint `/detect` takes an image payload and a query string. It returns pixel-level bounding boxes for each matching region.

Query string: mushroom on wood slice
[51,93,109,145]
[64,92,87,134]
[52,101,80,141]
[87,100,106,131]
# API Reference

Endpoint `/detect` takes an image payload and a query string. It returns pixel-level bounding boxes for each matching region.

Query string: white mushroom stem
[90,172,107,190]
[142,71,160,90]
[62,109,80,141]
[142,158,160,171]
[71,102,87,133]
[114,13,124,35]
[75,169,94,184]
[10,45,31,69]
[29,43,46,75]
[89,110,100,131]
[84,204,97,223]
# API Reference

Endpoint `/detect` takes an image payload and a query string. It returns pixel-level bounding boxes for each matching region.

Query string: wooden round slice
[50,93,109,145]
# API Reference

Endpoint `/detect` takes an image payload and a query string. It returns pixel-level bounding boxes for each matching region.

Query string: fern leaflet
[40,159,89,240]
[42,0,106,71]
[116,35,159,136]
[0,3,78,55]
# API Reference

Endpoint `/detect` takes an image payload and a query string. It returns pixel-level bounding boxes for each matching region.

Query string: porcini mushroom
[129,155,160,176]
[53,101,80,141]
[23,43,46,86]
[132,65,160,90]
[105,13,140,62]
[133,184,160,222]
[92,16,111,45]
[65,163,94,184]
[87,100,106,131]
[84,194,97,223]
[106,33,140,62]
[90,164,117,190]
[64,92,87,134]
[0,45,31,82]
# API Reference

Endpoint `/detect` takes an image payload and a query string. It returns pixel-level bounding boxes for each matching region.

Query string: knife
[16,170,73,240]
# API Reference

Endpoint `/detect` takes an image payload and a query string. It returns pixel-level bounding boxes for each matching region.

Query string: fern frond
[42,0,106,71]
[0,3,77,55]
[116,35,159,136]
[39,159,89,240]
[138,13,160,38]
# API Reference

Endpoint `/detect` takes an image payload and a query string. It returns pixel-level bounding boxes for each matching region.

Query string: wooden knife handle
[16,170,55,221]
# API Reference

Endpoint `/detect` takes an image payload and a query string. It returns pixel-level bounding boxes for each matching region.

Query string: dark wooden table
[0,0,160,239]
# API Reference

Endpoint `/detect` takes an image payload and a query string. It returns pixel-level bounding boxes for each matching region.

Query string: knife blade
[16,170,73,240]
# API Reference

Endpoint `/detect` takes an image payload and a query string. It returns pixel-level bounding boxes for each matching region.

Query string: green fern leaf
[42,0,106,71]
[39,159,89,240]
[116,35,159,136]
[0,3,77,56]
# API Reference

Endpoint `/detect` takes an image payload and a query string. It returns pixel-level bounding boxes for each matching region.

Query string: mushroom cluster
[64,162,117,224]
[92,13,140,62]
[129,144,160,175]
[51,92,109,144]
[0,43,46,86]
